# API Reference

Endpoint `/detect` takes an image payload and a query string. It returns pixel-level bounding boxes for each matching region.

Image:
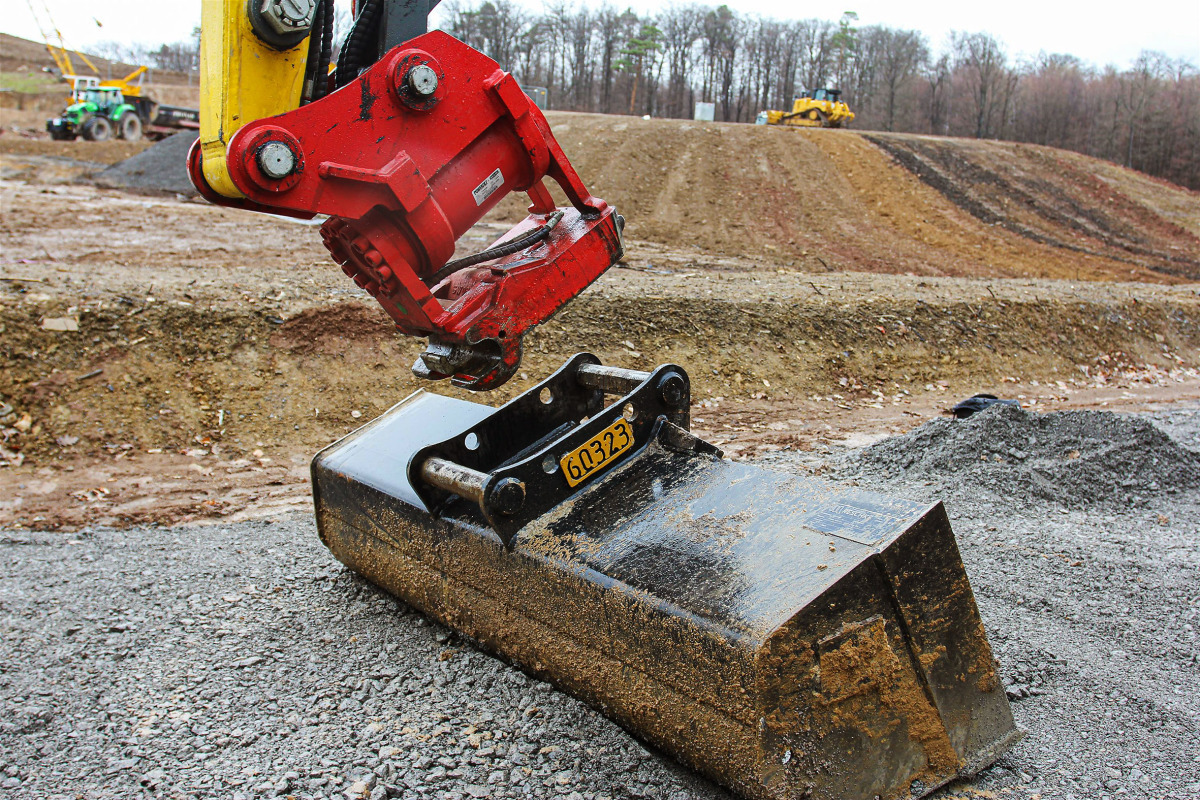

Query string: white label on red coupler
[472,168,504,206]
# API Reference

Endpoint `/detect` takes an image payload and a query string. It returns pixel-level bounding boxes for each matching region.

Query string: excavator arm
[189,0,623,390]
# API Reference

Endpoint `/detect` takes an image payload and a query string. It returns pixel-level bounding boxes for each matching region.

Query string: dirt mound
[269,301,395,355]
[72,110,1200,283]
[94,131,198,195]
[479,113,1200,284]
[848,404,1200,506]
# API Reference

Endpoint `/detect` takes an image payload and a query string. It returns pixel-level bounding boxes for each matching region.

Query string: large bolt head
[487,477,526,516]
[261,0,315,37]
[406,64,439,97]
[257,141,296,180]
[658,373,689,409]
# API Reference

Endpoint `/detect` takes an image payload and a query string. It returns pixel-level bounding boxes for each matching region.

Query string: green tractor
[47,87,144,141]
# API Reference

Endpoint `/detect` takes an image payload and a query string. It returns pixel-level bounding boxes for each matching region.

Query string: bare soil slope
[0,33,199,91]
[6,93,1197,282]
[0,32,199,127]
[483,113,1200,283]
[3,112,1200,530]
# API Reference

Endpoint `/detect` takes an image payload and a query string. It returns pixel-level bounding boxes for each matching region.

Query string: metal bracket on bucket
[408,353,718,543]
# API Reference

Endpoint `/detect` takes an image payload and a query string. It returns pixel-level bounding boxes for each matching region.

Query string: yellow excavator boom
[198,0,311,199]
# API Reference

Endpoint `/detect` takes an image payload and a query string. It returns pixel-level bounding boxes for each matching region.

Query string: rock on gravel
[95,131,199,196]
[843,403,1200,507]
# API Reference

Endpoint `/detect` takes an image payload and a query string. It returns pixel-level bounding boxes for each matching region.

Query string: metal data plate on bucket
[312,391,1021,800]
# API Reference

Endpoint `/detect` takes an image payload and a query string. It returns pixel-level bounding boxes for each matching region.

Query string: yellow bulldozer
[756,88,855,128]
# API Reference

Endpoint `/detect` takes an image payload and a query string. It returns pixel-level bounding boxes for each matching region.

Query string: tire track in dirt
[644,124,699,231]
[862,134,1200,279]
[762,130,950,275]
[475,113,1200,284]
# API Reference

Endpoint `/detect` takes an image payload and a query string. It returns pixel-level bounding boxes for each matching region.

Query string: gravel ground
[2,406,1198,800]
[0,527,724,800]
[94,131,199,196]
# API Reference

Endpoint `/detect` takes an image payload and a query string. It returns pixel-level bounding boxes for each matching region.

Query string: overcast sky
[5,0,1198,70]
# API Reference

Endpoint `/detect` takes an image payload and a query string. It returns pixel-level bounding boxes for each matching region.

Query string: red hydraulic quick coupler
[189,31,623,389]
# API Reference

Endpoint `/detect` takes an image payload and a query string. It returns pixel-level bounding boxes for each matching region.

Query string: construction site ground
[1,112,1199,799]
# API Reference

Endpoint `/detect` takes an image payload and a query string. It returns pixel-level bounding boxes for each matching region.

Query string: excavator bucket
[312,355,1021,800]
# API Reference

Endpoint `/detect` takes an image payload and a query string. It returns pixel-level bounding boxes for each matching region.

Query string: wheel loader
[756,88,856,128]
[191,2,1020,797]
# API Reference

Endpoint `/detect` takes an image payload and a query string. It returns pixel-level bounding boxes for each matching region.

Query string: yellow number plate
[560,418,634,487]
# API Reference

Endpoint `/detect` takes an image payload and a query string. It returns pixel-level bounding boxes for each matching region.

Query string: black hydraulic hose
[301,0,325,103]
[428,211,564,286]
[332,12,353,89]
[335,0,383,90]
[312,0,335,100]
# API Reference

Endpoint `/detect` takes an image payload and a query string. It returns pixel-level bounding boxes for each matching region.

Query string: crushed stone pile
[95,130,198,195]
[846,404,1200,506]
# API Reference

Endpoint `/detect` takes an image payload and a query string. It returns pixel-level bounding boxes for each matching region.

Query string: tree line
[92,28,202,75]
[440,2,1200,190]
[88,2,1199,189]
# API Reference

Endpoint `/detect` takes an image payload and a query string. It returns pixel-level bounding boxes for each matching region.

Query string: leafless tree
[659,5,703,118]
[445,0,527,71]
[701,5,740,120]
[952,31,1013,139]
[90,41,153,71]
[923,53,952,135]
[874,27,928,131]
[795,18,835,93]
[594,6,638,113]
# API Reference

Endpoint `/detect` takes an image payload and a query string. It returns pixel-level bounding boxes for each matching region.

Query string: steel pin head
[658,373,688,408]
[406,64,439,97]
[488,477,526,515]
[257,141,296,180]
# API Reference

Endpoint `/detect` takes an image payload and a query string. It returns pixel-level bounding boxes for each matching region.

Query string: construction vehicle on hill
[62,65,151,101]
[47,85,200,141]
[190,1,1019,797]
[25,1,199,140]
[756,88,856,128]
[24,0,148,103]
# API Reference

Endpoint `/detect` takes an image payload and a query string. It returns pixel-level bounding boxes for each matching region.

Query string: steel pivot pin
[487,477,526,516]
[657,373,688,408]
[258,141,296,180]
[406,64,438,97]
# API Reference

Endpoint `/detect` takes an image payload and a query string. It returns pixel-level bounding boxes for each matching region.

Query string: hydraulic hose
[429,211,565,286]
[313,0,334,100]
[334,0,383,90]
